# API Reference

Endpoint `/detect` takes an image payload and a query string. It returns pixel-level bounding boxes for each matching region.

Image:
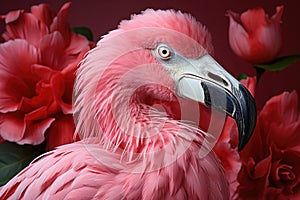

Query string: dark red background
[1,0,299,108]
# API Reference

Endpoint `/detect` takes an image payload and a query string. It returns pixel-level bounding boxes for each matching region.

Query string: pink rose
[0,3,93,150]
[237,91,300,199]
[215,77,300,199]
[227,6,283,64]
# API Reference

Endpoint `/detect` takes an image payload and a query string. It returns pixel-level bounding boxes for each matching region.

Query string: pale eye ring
[157,46,172,59]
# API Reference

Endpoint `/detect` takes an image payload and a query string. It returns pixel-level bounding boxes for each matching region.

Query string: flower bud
[227,6,283,64]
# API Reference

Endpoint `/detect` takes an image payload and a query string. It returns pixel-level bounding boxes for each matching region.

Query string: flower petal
[3,10,23,24]
[3,12,48,46]
[227,10,251,60]
[30,64,58,81]
[19,80,59,119]
[240,8,267,34]
[259,91,300,148]
[237,154,272,199]
[227,6,283,63]
[61,45,90,75]
[39,31,64,69]
[253,154,272,179]
[59,33,90,69]
[45,114,76,150]
[0,112,25,142]
[66,33,90,55]
[0,40,39,112]
[50,2,72,47]
[0,39,38,75]
[51,73,72,114]
[30,3,56,27]
[19,117,55,145]
[271,6,284,23]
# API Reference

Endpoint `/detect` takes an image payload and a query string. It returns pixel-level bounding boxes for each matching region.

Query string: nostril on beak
[207,72,229,87]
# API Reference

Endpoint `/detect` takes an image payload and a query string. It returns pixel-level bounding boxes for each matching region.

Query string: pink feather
[0,9,229,199]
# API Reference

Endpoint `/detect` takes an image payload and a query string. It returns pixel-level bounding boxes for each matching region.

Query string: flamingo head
[74,9,256,158]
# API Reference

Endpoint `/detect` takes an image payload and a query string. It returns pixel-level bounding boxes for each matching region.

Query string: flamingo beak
[176,54,256,151]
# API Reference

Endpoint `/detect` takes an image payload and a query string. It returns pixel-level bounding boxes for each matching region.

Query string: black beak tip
[238,135,250,151]
[236,84,257,152]
[238,142,245,152]
[200,81,257,151]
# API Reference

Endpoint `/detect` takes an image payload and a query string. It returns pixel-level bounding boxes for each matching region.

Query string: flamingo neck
[75,50,206,164]
[90,75,205,163]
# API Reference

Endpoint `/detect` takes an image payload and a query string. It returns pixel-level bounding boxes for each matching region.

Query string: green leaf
[72,27,94,41]
[254,54,300,71]
[0,142,45,186]
[238,73,248,81]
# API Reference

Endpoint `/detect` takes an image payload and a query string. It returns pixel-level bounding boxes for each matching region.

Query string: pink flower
[237,91,300,199]
[216,77,300,199]
[0,3,93,150]
[227,6,283,64]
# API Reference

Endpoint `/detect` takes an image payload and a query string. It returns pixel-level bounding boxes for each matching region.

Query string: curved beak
[176,54,256,151]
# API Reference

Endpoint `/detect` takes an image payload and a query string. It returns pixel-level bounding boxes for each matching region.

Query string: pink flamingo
[0,9,256,199]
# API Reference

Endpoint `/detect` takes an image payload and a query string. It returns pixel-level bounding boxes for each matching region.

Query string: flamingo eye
[157,45,172,60]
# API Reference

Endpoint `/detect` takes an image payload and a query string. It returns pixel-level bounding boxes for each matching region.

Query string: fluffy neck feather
[74,8,213,166]
[75,50,206,164]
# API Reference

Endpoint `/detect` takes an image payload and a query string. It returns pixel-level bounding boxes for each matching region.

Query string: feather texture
[1,141,228,199]
[1,9,229,199]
